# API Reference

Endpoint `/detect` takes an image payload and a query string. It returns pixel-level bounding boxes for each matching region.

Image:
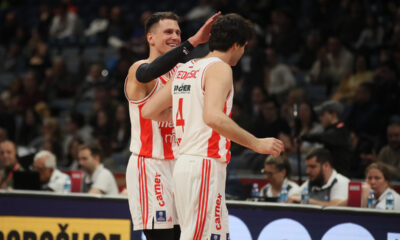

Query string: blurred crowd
[0,0,400,202]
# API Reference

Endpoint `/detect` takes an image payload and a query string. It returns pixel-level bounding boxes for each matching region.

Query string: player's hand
[188,11,221,47]
[254,138,284,156]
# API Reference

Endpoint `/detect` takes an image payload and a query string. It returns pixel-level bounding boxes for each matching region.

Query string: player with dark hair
[142,13,284,240]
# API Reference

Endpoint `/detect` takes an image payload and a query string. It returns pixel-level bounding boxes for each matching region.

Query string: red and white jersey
[172,57,233,163]
[125,69,178,160]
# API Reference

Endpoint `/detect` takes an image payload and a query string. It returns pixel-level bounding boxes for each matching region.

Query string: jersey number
[176,98,185,132]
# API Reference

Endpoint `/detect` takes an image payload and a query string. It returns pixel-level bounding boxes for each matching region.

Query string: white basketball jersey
[125,70,178,160]
[172,57,233,163]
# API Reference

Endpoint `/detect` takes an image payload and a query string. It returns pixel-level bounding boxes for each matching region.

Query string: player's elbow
[203,111,221,129]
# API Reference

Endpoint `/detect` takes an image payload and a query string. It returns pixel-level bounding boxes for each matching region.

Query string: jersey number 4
[176,98,185,145]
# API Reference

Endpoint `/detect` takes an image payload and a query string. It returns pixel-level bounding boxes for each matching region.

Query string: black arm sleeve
[136,40,194,83]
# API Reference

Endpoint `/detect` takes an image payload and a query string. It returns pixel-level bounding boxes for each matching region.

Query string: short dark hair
[209,13,254,52]
[306,148,333,165]
[79,143,103,160]
[144,11,179,34]
[365,162,392,182]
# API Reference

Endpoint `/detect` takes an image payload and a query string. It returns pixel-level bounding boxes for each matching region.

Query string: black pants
[143,225,180,240]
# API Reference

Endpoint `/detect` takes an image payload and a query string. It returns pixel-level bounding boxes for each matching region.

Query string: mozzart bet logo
[0,216,130,240]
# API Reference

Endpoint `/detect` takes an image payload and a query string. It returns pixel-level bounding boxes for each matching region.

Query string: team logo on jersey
[173,84,191,94]
[176,70,199,80]
[215,193,222,230]
[156,210,166,222]
[154,173,165,206]
[210,234,220,240]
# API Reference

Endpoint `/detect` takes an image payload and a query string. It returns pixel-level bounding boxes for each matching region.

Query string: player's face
[366,168,388,196]
[149,19,181,55]
[230,43,247,66]
[0,142,17,168]
[78,149,97,174]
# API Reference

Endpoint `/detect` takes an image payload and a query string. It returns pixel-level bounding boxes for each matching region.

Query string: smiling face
[147,19,181,55]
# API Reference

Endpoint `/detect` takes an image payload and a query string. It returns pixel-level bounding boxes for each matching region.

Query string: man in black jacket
[301,100,352,177]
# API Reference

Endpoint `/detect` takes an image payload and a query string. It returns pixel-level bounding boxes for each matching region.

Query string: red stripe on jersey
[225,107,232,163]
[138,104,153,157]
[138,156,148,229]
[207,102,228,159]
[159,124,175,159]
[159,75,168,84]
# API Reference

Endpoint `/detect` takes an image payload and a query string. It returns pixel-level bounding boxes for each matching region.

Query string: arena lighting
[257,218,312,240]
[228,215,252,240]
[321,223,374,240]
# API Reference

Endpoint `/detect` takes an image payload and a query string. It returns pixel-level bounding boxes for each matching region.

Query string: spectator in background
[107,6,131,48]
[295,31,321,72]
[33,150,70,193]
[301,100,353,176]
[354,12,384,52]
[37,2,53,41]
[253,97,291,139]
[49,3,81,41]
[19,71,45,110]
[111,104,130,154]
[0,140,23,189]
[342,82,382,136]
[62,112,92,161]
[84,4,110,46]
[65,137,83,170]
[324,36,354,84]
[78,143,118,195]
[364,162,400,210]
[260,154,300,200]
[74,62,108,105]
[332,54,374,102]
[16,108,42,146]
[264,47,296,103]
[29,117,63,161]
[378,120,400,180]
[289,148,349,206]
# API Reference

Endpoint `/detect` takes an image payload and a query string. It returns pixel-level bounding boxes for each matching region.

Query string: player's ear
[147,32,154,46]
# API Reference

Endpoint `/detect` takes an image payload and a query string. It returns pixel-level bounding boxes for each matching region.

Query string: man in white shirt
[78,144,118,195]
[33,150,70,193]
[289,148,349,206]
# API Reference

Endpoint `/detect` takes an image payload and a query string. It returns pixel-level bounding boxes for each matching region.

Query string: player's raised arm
[136,12,221,83]
[203,61,284,157]
[141,79,173,122]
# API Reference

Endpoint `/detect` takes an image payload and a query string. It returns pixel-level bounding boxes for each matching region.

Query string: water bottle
[386,191,394,210]
[279,185,288,203]
[251,183,259,198]
[367,189,376,208]
[63,177,71,193]
[301,186,309,204]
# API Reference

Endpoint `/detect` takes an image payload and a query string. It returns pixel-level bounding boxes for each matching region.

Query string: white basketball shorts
[174,155,229,240]
[126,154,178,231]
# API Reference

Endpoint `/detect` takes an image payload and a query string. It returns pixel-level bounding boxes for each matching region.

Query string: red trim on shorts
[138,104,153,157]
[194,159,211,240]
[138,156,148,229]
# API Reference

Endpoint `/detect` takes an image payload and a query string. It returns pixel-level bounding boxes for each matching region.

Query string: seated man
[378,120,400,180]
[289,148,350,206]
[78,143,118,195]
[33,150,71,193]
[0,140,24,189]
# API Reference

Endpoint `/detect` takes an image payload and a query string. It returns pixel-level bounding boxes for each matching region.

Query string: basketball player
[142,14,284,240]
[124,11,220,240]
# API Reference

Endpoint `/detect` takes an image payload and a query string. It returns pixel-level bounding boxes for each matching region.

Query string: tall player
[125,11,220,240]
[142,14,284,240]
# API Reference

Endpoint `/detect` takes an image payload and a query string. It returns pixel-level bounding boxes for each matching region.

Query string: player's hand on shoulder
[254,137,284,156]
